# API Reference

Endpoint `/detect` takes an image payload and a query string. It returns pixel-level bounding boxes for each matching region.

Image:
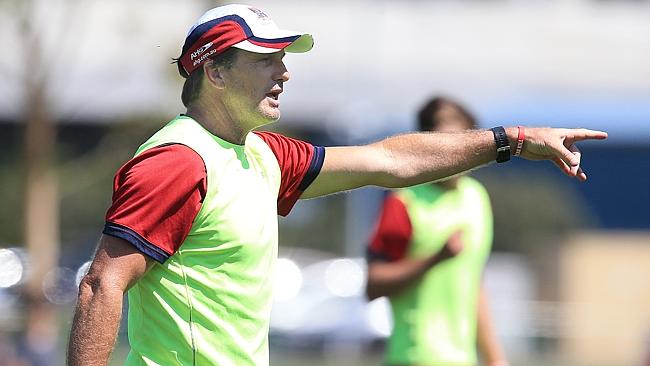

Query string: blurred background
[0,0,649,365]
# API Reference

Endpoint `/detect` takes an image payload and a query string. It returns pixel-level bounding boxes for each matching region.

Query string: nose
[274,60,290,83]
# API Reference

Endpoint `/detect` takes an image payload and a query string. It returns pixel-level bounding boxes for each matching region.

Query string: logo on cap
[248,7,270,20]
[191,42,214,60]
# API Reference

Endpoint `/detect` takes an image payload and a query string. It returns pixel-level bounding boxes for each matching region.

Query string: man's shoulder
[250,130,292,147]
[249,130,316,166]
[118,144,206,181]
[136,115,209,153]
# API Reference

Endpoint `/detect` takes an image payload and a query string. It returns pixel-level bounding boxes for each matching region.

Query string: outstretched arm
[366,231,464,300]
[302,127,607,199]
[67,235,153,366]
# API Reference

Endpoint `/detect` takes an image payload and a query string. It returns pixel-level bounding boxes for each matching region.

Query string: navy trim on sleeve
[103,222,170,264]
[298,145,325,191]
[366,246,389,263]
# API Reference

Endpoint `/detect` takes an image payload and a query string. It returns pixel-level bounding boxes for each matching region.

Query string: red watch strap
[514,126,525,157]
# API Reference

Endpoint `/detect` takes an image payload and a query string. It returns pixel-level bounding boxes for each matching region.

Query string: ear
[203,60,226,90]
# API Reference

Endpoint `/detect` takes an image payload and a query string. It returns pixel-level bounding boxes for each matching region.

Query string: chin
[259,108,281,123]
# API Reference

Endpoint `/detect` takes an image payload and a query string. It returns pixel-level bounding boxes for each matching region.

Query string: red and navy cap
[177,4,314,77]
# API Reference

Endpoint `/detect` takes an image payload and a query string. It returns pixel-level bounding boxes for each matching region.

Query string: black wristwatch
[490,126,511,163]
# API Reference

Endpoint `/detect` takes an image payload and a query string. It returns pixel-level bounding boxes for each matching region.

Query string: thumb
[568,144,582,176]
[552,142,580,167]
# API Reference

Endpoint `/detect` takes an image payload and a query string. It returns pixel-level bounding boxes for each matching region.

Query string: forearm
[477,287,508,366]
[366,255,441,300]
[68,278,125,366]
[306,126,604,199]
[374,128,517,188]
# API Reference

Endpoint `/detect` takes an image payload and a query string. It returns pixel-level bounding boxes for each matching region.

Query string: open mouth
[266,88,282,101]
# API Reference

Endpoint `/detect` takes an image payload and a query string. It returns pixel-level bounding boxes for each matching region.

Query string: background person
[366,96,508,366]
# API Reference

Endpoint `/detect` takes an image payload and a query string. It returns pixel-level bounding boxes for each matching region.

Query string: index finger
[567,128,608,142]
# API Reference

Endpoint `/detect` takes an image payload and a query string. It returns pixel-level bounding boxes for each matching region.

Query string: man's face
[432,103,472,133]
[218,49,290,129]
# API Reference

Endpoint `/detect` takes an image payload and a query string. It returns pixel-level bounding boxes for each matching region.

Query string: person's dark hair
[417,96,477,132]
[177,48,239,108]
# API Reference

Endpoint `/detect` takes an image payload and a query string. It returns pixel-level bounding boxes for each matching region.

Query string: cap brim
[284,34,314,53]
[232,33,313,54]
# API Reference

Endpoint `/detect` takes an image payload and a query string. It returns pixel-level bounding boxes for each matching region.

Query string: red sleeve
[102,144,207,263]
[253,131,325,216]
[367,193,413,262]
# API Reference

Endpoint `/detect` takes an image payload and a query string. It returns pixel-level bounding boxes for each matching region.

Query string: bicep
[84,234,154,292]
[301,145,391,198]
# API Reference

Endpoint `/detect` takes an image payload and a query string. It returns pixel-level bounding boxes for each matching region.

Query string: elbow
[364,279,383,301]
[378,161,424,189]
[365,285,375,301]
[77,274,97,298]
[365,287,380,302]
[76,274,103,305]
[370,143,413,188]
[364,265,388,300]
[76,272,123,302]
[374,170,415,189]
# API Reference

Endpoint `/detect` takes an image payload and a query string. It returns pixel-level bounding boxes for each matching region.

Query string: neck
[185,102,249,145]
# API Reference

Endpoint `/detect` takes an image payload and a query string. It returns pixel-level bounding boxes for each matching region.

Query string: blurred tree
[4,0,89,363]
[13,0,61,303]
[0,0,63,363]
[4,0,169,292]
[0,0,184,360]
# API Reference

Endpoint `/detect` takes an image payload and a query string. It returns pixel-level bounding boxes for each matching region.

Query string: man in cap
[67,4,606,366]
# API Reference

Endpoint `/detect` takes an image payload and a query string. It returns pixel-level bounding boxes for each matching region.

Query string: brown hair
[417,96,478,132]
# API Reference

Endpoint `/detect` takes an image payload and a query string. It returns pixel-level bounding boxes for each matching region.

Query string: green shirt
[125,116,283,365]
[378,178,493,366]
